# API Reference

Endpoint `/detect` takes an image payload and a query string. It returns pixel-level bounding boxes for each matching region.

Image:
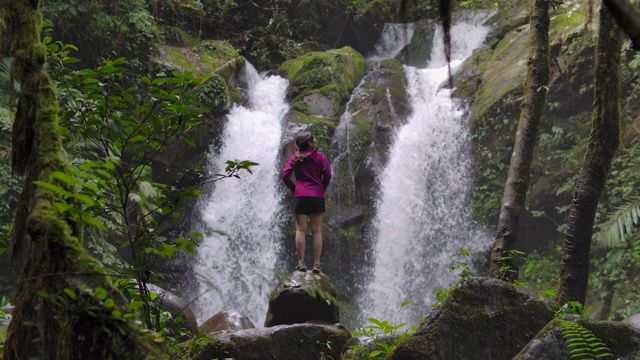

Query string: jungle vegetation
[1,0,640,358]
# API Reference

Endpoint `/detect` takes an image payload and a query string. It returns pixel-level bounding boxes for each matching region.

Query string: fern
[594,197,640,248]
[555,319,613,359]
[0,56,19,108]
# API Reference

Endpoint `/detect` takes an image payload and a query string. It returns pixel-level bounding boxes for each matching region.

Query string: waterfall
[361,14,493,326]
[369,23,416,60]
[192,64,289,326]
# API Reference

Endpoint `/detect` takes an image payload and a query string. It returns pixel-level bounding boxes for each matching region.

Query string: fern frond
[0,56,18,108]
[555,319,613,359]
[594,197,640,248]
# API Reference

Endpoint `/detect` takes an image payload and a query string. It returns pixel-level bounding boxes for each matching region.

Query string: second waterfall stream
[361,14,493,326]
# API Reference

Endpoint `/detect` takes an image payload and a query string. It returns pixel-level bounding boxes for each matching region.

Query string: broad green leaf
[64,288,77,299]
[95,287,108,300]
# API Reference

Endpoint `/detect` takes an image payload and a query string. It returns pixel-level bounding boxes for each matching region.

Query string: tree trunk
[3,1,161,358]
[555,4,622,307]
[489,0,550,280]
[603,0,640,50]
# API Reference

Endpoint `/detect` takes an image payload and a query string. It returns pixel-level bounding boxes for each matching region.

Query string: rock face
[278,46,368,127]
[198,310,255,335]
[514,315,640,360]
[264,271,340,327]
[191,322,351,360]
[386,277,555,360]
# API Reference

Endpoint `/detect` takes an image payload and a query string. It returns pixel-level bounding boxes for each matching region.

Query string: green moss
[549,2,588,39]
[197,40,240,58]
[278,47,366,115]
[157,41,242,84]
[378,58,403,72]
[307,120,336,159]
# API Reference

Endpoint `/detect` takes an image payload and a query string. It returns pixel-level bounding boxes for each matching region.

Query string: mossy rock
[514,315,640,359]
[152,40,245,87]
[188,322,351,360]
[387,277,555,360]
[278,47,367,123]
[264,271,340,327]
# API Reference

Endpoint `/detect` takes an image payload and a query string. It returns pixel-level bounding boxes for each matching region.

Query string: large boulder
[152,40,246,91]
[514,315,640,360]
[198,310,255,335]
[264,271,340,327]
[386,277,555,360]
[277,46,368,125]
[189,322,351,360]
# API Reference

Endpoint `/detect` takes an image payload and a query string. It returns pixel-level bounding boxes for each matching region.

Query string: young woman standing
[281,131,332,273]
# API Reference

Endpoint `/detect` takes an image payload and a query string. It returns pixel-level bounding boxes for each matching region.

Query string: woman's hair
[293,131,314,166]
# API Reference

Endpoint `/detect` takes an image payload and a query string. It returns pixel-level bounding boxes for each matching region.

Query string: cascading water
[191,64,289,325]
[369,23,416,61]
[361,14,493,325]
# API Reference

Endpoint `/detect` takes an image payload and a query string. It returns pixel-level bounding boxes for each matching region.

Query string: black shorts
[293,197,325,215]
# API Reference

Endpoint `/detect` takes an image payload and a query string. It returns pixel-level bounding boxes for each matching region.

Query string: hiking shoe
[312,264,322,274]
[296,262,307,272]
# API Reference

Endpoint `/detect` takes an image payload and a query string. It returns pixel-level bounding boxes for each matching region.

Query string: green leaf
[104,298,115,308]
[183,136,196,147]
[64,288,77,299]
[95,287,107,300]
[130,300,144,310]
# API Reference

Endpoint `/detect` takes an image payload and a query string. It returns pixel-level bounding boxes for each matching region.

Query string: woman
[282,131,332,273]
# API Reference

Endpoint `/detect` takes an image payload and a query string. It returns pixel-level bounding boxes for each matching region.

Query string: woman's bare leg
[309,213,323,265]
[295,214,308,263]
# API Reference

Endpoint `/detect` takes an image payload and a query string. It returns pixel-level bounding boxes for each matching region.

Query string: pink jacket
[282,147,332,198]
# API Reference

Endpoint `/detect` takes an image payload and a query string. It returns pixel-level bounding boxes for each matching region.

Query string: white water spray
[369,23,416,60]
[362,14,493,325]
[192,64,289,325]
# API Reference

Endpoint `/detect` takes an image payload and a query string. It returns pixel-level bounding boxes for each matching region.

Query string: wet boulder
[387,277,555,360]
[190,322,351,360]
[264,271,340,327]
[198,309,255,335]
[514,315,640,360]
